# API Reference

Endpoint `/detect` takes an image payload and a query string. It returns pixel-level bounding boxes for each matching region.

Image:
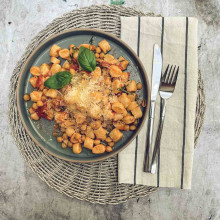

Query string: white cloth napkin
[118,17,198,189]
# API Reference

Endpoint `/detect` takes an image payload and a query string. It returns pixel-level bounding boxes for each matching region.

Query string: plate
[17,28,150,162]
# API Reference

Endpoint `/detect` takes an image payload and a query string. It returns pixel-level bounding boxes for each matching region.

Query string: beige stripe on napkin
[118,17,198,189]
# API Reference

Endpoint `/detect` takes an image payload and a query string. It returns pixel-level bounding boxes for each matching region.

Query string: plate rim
[16,28,150,163]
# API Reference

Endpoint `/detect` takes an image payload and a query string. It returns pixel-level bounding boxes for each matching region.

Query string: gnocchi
[50,44,61,57]
[98,39,111,54]
[25,39,145,155]
[40,63,50,76]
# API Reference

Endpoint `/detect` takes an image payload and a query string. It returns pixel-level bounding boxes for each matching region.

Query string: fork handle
[150,98,166,174]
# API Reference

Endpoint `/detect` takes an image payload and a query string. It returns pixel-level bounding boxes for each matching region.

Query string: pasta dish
[23,39,144,154]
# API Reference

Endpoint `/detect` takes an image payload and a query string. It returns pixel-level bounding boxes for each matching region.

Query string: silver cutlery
[150,64,179,174]
[143,44,162,173]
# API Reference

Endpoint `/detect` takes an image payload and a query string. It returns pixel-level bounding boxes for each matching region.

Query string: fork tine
[162,64,169,80]
[165,65,173,83]
[172,66,179,84]
[169,65,176,84]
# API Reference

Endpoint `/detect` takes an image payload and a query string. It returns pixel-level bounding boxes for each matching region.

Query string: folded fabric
[118,17,198,189]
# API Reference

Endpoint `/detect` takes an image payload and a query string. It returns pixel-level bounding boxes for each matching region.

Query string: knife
[143,44,162,173]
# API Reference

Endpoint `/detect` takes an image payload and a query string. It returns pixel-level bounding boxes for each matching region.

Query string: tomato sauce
[36,75,44,88]
[70,58,79,71]
[36,102,50,120]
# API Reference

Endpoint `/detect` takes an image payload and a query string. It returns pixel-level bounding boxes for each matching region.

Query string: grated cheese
[64,74,108,115]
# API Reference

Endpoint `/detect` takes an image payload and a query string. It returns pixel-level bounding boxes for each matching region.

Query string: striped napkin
[118,17,198,189]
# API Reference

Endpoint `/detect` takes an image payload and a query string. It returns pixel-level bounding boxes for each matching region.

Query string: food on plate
[24,38,145,154]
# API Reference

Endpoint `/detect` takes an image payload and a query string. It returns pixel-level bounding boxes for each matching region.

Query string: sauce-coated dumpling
[24,39,144,154]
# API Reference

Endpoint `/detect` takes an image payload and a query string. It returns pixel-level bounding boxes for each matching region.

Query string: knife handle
[143,101,155,173]
[150,99,166,174]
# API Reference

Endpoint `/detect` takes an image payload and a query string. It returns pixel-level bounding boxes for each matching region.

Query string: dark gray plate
[17,29,150,162]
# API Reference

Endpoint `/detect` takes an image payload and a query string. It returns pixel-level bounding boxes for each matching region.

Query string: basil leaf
[77,46,96,72]
[44,71,72,89]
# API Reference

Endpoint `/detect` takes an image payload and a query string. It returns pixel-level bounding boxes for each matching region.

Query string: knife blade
[151,44,162,101]
[143,44,162,173]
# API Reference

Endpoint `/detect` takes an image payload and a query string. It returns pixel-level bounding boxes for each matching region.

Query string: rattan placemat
[8,5,205,205]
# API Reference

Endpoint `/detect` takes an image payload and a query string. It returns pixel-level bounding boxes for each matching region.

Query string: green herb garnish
[89,36,94,45]
[77,46,96,72]
[44,71,72,89]
[72,46,77,53]
[69,46,78,62]
[117,87,132,95]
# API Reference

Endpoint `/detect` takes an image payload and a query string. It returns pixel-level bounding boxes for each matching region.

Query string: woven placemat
[9,5,205,205]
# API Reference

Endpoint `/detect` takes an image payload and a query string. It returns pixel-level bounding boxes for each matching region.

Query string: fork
[150,64,179,174]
